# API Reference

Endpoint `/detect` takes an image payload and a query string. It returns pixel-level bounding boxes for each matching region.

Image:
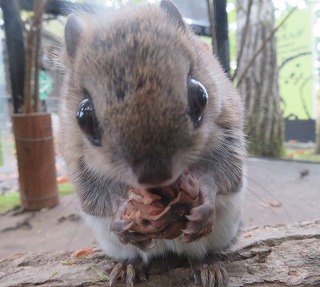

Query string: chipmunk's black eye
[188,77,208,128]
[76,94,101,146]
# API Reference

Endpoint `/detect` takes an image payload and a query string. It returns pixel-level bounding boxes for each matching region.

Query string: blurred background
[0,0,319,259]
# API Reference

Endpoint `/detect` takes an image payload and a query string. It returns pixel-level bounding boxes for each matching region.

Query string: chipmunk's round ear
[64,14,85,58]
[160,0,185,30]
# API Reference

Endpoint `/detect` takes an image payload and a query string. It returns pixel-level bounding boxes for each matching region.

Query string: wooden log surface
[0,219,319,287]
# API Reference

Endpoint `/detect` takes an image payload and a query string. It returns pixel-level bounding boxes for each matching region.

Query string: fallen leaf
[57,176,70,183]
[48,271,58,279]
[268,200,282,208]
[60,260,73,266]
[90,266,109,280]
[300,169,309,178]
[74,248,94,258]
[288,270,297,276]
[259,200,282,208]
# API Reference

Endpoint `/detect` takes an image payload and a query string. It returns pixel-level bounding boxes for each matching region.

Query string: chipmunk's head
[62,1,222,189]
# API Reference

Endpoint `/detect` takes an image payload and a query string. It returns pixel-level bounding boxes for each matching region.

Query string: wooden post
[12,112,59,210]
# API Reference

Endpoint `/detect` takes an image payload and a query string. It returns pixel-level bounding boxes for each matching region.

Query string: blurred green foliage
[0,183,74,213]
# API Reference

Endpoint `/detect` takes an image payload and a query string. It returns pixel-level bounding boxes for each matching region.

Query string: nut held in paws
[121,171,203,239]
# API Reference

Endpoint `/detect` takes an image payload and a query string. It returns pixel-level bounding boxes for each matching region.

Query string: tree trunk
[236,0,283,157]
[1,219,319,286]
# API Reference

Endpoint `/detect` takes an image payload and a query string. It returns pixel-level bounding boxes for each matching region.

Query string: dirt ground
[0,157,320,260]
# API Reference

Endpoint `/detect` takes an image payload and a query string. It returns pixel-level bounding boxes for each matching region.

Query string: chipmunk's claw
[189,258,228,287]
[110,212,154,251]
[107,259,147,287]
[182,203,214,243]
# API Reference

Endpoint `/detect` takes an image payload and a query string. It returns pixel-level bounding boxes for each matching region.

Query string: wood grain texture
[1,219,319,286]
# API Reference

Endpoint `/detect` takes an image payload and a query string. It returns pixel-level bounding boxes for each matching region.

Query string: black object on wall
[172,0,230,75]
[0,0,25,113]
[285,115,316,143]
[213,0,230,76]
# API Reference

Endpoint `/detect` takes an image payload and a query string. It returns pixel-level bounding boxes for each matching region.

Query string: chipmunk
[59,1,246,286]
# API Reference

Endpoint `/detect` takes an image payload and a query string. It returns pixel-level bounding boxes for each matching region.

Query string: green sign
[276,6,314,120]
[39,70,52,101]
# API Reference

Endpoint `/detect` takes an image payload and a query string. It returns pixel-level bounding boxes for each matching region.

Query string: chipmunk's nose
[134,158,172,186]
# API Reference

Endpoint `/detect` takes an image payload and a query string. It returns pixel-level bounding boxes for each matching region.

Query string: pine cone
[121,172,202,239]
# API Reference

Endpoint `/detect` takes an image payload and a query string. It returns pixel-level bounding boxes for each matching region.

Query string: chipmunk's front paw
[110,218,154,251]
[106,258,148,287]
[182,201,214,242]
